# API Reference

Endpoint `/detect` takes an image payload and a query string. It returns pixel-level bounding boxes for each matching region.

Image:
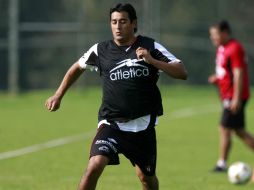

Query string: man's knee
[137,173,158,189]
[234,129,246,138]
[140,175,158,184]
[78,155,109,190]
[85,155,109,178]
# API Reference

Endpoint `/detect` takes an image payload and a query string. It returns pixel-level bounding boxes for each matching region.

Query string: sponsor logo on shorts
[95,140,117,153]
[107,138,117,144]
[98,146,109,153]
[109,59,149,81]
[146,166,152,173]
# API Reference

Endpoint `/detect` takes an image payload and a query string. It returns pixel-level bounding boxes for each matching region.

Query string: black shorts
[220,100,247,129]
[90,123,157,176]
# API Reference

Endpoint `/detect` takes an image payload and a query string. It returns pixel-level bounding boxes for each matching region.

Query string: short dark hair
[110,3,137,33]
[211,20,232,34]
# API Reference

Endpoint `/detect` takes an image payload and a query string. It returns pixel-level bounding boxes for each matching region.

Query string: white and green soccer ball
[228,162,252,184]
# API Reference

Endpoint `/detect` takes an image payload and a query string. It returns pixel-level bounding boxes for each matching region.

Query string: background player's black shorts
[90,123,157,176]
[220,100,247,129]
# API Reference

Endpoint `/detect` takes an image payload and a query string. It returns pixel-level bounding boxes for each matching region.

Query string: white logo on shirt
[109,59,149,81]
[216,46,226,79]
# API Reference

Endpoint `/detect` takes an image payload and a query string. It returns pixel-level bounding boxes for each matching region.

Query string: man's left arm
[230,67,243,114]
[230,44,245,114]
[136,47,188,80]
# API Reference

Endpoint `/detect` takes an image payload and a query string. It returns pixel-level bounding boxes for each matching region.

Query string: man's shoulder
[138,35,155,43]
[98,39,112,45]
[227,39,244,52]
[136,35,155,49]
[96,40,114,50]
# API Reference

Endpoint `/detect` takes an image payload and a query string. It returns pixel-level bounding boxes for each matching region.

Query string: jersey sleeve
[152,42,181,64]
[230,44,245,69]
[78,43,99,71]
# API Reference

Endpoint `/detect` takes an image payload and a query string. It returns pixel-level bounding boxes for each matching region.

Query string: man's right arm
[45,62,85,111]
[208,74,218,84]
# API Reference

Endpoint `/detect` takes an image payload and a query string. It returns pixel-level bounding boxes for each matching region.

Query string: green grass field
[0,86,253,190]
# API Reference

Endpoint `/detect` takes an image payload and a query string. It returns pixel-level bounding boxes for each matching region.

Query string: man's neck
[222,36,232,45]
[114,36,137,46]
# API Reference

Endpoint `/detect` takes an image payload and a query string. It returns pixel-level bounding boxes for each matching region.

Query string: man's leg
[234,129,254,150]
[78,155,109,190]
[219,126,232,162]
[252,168,254,182]
[214,126,232,171]
[135,165,159,190]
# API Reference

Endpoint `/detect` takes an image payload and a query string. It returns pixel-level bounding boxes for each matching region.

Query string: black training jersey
[78,35,181,121]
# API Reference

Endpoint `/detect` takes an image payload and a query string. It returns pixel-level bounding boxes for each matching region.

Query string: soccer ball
[228,162,252,184]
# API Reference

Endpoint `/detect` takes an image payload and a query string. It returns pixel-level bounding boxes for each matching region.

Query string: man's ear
[133,20,137,33]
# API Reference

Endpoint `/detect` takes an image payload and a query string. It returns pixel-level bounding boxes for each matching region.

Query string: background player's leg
[135,165,159,190]
[234,129,254,150]
[219,126,232,162]
[252,168,254,182]
[78,155,109,190]
[214,126,232,171]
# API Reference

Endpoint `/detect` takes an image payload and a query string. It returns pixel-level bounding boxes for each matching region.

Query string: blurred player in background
[252,169,254,182]
[208,20,254,172]
[45,3,187,190]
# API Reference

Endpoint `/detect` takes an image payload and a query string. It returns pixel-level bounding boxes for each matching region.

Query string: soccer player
[208,20,254,172]
[252,168,254,182]
[45,3,187,190]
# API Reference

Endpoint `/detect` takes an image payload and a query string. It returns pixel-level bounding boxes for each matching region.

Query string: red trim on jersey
[215,39,250,100]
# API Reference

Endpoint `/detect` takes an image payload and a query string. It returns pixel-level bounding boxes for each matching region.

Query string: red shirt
[215,39,250,100]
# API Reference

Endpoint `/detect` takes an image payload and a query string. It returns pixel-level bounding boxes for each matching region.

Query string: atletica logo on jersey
[110,59,149,81]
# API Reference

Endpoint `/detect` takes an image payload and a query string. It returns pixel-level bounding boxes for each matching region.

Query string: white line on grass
[0,104,219,161]
[0,131,94,160]
[170,104,219,119]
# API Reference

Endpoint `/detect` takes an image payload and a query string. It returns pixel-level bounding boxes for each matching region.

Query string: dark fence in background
[1,0,254,92]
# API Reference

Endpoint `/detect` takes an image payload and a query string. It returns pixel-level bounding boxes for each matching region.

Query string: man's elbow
[166,69,188,80]
[164,61,188,80]
[179,69,188,80]
[176,62,188,80]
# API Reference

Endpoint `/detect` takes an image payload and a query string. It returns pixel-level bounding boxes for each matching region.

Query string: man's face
[110,11,136,43]
[209,27,230,47]
[209,27,223,47]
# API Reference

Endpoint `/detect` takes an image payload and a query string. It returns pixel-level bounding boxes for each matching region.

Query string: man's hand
[208,74,217,84]
[45,95,61,112]
[136,47,154,64]
[230,68,243,114]
[44,62,84,112]
[136,47,187,80]
[230,98,241,114]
